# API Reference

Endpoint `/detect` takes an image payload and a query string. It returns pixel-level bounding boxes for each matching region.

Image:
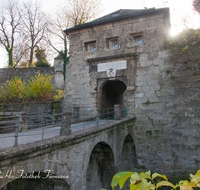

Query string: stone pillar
[114,104,121,120]
[60,111,72,135]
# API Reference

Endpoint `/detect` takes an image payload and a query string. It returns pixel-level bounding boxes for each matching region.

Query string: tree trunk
[8,48,13,67]
[29,47,34,67]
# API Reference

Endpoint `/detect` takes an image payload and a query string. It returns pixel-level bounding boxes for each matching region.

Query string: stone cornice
[86,53,138,63]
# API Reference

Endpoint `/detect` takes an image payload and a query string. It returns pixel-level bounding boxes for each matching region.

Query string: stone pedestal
[60,111,72,135]
[114,105,121,120]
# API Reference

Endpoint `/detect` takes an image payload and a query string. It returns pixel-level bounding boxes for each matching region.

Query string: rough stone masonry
[64,7,200,177]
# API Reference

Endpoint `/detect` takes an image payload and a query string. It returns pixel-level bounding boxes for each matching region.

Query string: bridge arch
[86,141,115,190]
[1,171,70,190]
[122,134,137,171]
[98,79,127,118]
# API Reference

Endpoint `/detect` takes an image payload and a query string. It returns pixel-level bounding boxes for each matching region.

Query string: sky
[0,0,199,68]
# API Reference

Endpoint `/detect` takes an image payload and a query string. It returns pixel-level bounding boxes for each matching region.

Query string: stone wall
[0,67,54,85]
[0,101,61,131]
[0,101,61,113]
[0,67,64,89]
[133,50,200,178]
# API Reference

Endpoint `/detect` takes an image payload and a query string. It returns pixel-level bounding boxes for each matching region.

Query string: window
[85,41,96,52]
[106,37,119,49]
[112,12,120,17]
[132,34,143,45]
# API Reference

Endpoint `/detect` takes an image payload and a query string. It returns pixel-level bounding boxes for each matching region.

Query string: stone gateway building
[1,7,200,190]
[64,7,200,179]
[64,8,170,112]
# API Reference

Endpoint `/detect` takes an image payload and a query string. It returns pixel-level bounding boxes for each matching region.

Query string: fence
[0,105,131,148]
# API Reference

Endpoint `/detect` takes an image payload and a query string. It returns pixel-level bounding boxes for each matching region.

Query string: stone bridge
[0,117,136,190]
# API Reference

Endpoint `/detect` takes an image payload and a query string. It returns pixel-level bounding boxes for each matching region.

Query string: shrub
[165,28,200,58]
[35,62,50,67]
[27,72,55,100]
[0,77,27,103]
[0,73,63,103]
[102,169,200,190]
[53,89,64,101]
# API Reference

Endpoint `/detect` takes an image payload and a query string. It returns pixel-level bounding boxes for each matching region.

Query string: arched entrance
[86,142,115,190]
[99,80,126,118]
[1,172,70,190]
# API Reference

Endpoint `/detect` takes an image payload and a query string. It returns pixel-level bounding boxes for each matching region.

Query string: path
[0,120,113,149]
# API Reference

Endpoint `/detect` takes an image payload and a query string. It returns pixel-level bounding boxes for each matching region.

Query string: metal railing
[0,110,64,147]
[0,105,130,148]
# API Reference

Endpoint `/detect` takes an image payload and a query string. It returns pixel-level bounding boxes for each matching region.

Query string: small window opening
[85,41,96,52]
[112,12,120,17]
[106,37,119,49]
[133,35,143,44]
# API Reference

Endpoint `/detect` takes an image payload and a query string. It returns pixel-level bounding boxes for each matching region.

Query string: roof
[64,8,169,34]
[54,53,64,60]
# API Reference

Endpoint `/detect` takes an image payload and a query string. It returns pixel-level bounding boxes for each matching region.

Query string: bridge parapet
[0,117,136,189]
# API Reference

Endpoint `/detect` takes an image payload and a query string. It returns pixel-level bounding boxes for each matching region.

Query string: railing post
[60,111,72,135]
[73,106,79,121]
[114,105,121,120]
[14,114,19,147]
[96,108,99,126]
[53,109,55,125]
[42,117,44,140]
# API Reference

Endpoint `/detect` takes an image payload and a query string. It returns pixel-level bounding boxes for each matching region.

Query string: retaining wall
[0,67,64,89]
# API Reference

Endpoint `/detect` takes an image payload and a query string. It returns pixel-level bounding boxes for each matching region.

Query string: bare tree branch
[22,1,48,67]
[47,0,102,79]
[0,1,21,67]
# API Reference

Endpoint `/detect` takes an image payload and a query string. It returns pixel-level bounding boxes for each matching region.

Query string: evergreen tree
[34,46,50,67]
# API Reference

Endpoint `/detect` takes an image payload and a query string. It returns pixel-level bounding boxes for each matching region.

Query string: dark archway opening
[1,172,70,190]
[122,134,137,189]
[86,142,115,190]
[122,134,137,170]
[100,80,126,119]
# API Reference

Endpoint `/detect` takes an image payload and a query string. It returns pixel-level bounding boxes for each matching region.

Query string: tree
[66,0,103,25]
[193,0,200,14]
[48,0,102,79]
[0,1,21,67]
[22,1,48,67]
[180,14,192,30]
[13,35,30,67]
[34,46,50,67]
[48,10,70,80]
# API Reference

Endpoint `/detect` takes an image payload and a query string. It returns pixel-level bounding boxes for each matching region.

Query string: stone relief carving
[97,60,127,77]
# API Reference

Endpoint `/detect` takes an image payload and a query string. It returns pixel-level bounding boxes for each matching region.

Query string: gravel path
[0,120,112,149]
